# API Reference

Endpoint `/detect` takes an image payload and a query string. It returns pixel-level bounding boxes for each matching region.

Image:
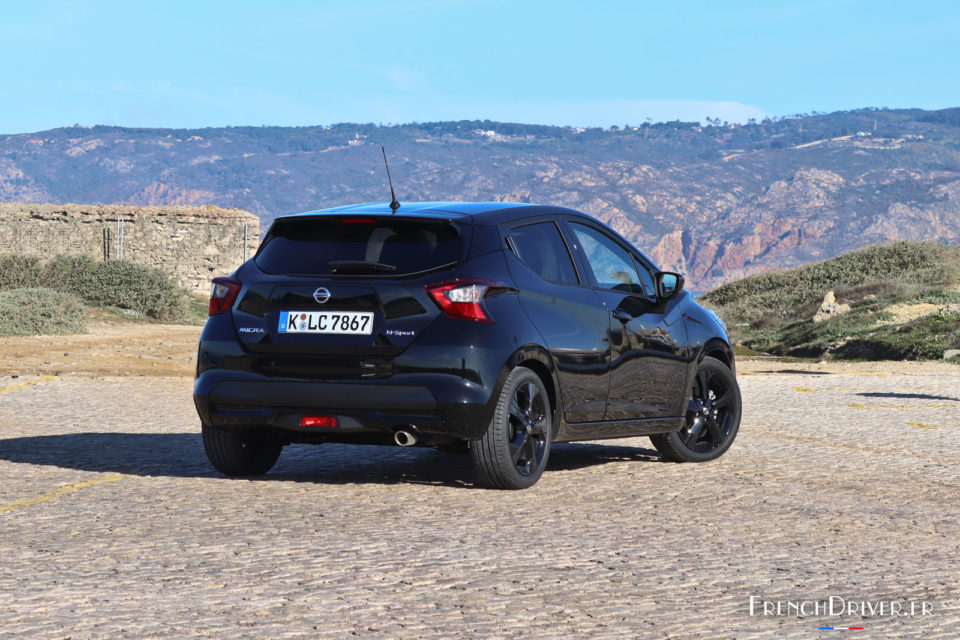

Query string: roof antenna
[381,146,400,213]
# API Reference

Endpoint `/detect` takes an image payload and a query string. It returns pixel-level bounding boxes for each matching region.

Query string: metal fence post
[115,217,125,260]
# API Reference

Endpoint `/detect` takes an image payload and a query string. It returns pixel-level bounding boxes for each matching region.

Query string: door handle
[612,309,632,323]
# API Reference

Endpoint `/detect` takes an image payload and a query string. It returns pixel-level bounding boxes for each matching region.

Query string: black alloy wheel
[650,356,741,462]
[472,366,552,489]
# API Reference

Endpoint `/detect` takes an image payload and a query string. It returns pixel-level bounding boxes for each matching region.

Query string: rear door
[502,218,610,423]
[233,215,464,362]
[563,220,689,420]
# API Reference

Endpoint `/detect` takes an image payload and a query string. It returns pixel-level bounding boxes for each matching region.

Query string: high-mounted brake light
[339,217,377,224]
[426,280,501,323]
[208,276,241,316]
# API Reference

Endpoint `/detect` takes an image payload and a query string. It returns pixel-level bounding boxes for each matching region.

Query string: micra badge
[238,327,265,334]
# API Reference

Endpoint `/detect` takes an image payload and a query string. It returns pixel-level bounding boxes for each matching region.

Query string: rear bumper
[193,370,499,440]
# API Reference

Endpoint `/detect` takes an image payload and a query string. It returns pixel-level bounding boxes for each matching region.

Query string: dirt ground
[0,322,201,378]
[0,319,956,380]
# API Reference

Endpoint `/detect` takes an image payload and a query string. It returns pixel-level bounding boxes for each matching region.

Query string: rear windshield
[256,216,463,276]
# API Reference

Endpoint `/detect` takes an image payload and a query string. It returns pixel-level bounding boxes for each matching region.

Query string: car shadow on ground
[856,392,960,402]
[0,433,665,488]
[0,433,215,479]
[754,369,833,375]
[548,442,662,470]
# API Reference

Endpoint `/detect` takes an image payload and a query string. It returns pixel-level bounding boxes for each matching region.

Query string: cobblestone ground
[1,366,958,639]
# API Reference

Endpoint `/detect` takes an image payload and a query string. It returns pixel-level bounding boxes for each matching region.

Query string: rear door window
[506,221,579,285]
[256,217,462,276]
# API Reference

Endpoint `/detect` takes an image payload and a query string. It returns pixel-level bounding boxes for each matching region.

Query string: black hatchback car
[194,202,741,489]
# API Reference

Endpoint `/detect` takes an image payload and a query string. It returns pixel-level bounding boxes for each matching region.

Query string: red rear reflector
[339,217,377,224]
[300,415,337,428]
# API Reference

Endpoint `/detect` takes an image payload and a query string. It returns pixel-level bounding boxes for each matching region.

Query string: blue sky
[1,0,958,133]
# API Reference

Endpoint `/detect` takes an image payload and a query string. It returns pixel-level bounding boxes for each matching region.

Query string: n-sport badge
[313,287,331,304]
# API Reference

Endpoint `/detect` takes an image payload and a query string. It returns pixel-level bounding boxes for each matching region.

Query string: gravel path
[1,362,958,638]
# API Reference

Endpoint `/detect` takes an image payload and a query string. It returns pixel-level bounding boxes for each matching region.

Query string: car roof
[273,201,662,270]
[279,201,589,225]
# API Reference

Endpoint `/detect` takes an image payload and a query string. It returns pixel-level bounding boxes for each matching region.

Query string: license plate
[278,311,374,335]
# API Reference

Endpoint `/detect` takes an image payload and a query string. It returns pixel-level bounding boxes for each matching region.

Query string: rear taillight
[426,280,501,323]
[208,277,241,316]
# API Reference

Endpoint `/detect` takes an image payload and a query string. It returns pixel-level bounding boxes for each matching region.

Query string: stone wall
[0,202,260,292]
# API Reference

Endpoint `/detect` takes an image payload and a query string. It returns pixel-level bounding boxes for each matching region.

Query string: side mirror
[656,272,684,300]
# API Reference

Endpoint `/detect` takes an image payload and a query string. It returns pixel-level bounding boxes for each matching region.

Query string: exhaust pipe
[394,429,418,447]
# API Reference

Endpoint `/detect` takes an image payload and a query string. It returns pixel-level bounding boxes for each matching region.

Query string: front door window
[569,223,648,295]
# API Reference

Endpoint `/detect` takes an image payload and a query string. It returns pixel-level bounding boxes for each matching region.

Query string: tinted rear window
[257,217,462,276]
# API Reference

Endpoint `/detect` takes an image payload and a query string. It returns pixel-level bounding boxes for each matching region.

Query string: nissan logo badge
[313,287,331,304]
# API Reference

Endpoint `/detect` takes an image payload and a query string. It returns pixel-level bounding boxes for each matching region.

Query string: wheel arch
[700,338,735,373]
[506,345,562,426]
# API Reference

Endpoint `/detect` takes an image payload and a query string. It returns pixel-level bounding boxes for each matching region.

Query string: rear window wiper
[328,260,398,273]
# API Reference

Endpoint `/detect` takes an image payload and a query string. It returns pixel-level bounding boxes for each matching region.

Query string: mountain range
[3,107,960,290]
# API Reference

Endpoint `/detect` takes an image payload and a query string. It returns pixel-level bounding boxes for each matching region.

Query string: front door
[565,221,688,421]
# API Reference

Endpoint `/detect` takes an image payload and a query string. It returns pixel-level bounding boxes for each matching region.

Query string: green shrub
[703,241,960,326]
[0,287,86,337]
[702,241,960,360]
[74,260,188,320]
[41,254,98,291]
[0,253,189,321]
[832,313,960,360]
[0,254,43,289]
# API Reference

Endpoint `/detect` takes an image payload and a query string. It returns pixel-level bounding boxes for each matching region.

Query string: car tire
[650,356,741,463]
[202,424,283,476]
[471,366,552,489]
